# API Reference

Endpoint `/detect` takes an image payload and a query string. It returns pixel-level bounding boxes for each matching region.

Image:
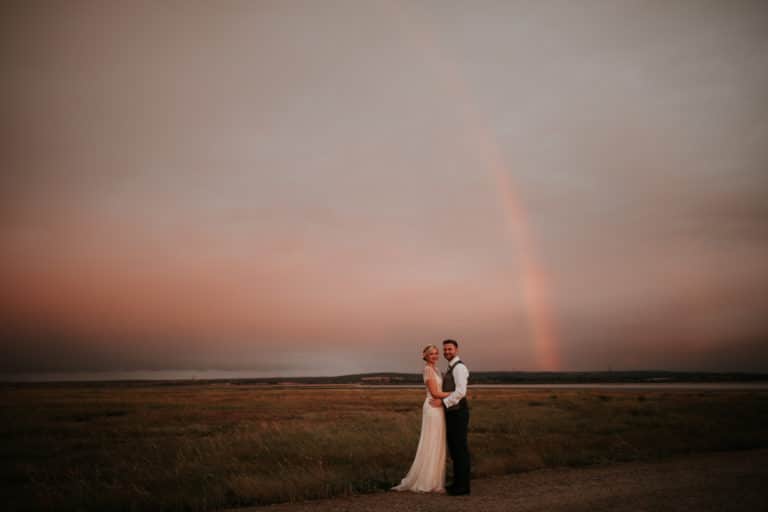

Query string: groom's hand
[429,398,443,408]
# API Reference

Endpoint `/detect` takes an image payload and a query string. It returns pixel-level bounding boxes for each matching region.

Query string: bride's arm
[425,370,450,399]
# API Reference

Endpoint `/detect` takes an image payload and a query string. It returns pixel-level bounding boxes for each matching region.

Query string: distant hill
[244,370,768,386]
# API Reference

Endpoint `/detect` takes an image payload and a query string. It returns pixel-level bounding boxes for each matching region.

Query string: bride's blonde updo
[422,344,439,362]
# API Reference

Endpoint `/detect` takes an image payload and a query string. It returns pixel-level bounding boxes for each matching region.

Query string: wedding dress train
[392,365,446,493]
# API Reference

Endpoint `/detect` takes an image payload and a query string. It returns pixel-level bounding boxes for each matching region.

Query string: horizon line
[2,368,768,384]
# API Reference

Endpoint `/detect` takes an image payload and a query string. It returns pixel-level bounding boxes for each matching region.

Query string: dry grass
[1,384,767,511]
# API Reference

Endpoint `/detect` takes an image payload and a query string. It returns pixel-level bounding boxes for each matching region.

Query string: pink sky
[2,1,767,377]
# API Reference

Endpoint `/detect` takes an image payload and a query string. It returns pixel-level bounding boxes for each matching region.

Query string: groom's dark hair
[442,339,459,348]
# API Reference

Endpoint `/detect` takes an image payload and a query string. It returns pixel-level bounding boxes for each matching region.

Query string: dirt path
[223,449,768,512]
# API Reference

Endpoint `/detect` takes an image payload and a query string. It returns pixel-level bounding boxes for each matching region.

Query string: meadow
[2,383,767,511]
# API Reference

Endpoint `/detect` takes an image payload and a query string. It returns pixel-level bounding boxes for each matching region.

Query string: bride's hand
[429,398,443,408]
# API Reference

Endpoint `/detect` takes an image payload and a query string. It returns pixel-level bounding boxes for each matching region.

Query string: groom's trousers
[445,407,470,490]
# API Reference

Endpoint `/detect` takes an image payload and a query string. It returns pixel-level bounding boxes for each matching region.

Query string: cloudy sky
[2,0,767,379]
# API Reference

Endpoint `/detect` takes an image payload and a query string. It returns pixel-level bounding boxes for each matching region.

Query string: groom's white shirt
[442,356,469,408]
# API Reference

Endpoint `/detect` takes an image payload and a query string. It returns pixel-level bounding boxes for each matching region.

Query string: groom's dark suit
[442,358,470,494]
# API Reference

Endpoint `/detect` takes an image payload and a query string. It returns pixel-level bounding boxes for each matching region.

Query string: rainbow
[455,122,561,371]
[494,169,561,371]
[392,5,562,370]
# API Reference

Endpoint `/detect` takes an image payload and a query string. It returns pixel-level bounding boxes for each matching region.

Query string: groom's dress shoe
[447,487,470,496]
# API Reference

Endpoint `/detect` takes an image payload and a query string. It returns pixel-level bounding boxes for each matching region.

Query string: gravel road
[223,449,768,512]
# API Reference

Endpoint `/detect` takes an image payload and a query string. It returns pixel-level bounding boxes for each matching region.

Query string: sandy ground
[223,449,768,512]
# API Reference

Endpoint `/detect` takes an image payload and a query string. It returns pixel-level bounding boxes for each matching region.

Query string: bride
[392,344,452,493]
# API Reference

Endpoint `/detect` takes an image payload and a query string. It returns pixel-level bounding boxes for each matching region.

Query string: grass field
[2,384,767,511]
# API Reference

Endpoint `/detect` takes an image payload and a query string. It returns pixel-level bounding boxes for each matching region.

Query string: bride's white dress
[392,365,446,493]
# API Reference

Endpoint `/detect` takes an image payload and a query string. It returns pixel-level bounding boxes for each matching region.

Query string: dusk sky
[2,1,767,379]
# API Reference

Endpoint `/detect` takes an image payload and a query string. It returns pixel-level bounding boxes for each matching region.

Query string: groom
[430,339,471,495]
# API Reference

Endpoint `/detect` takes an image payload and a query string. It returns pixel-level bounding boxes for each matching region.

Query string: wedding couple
[392,339,471,495]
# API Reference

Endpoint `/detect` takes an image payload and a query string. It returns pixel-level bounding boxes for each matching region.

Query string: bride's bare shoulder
[423,365,439,380]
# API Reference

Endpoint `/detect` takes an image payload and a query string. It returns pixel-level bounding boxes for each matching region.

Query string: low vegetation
[2,384,766,511]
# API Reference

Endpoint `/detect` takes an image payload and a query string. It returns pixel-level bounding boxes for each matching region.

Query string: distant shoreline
[2,370,767,387]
